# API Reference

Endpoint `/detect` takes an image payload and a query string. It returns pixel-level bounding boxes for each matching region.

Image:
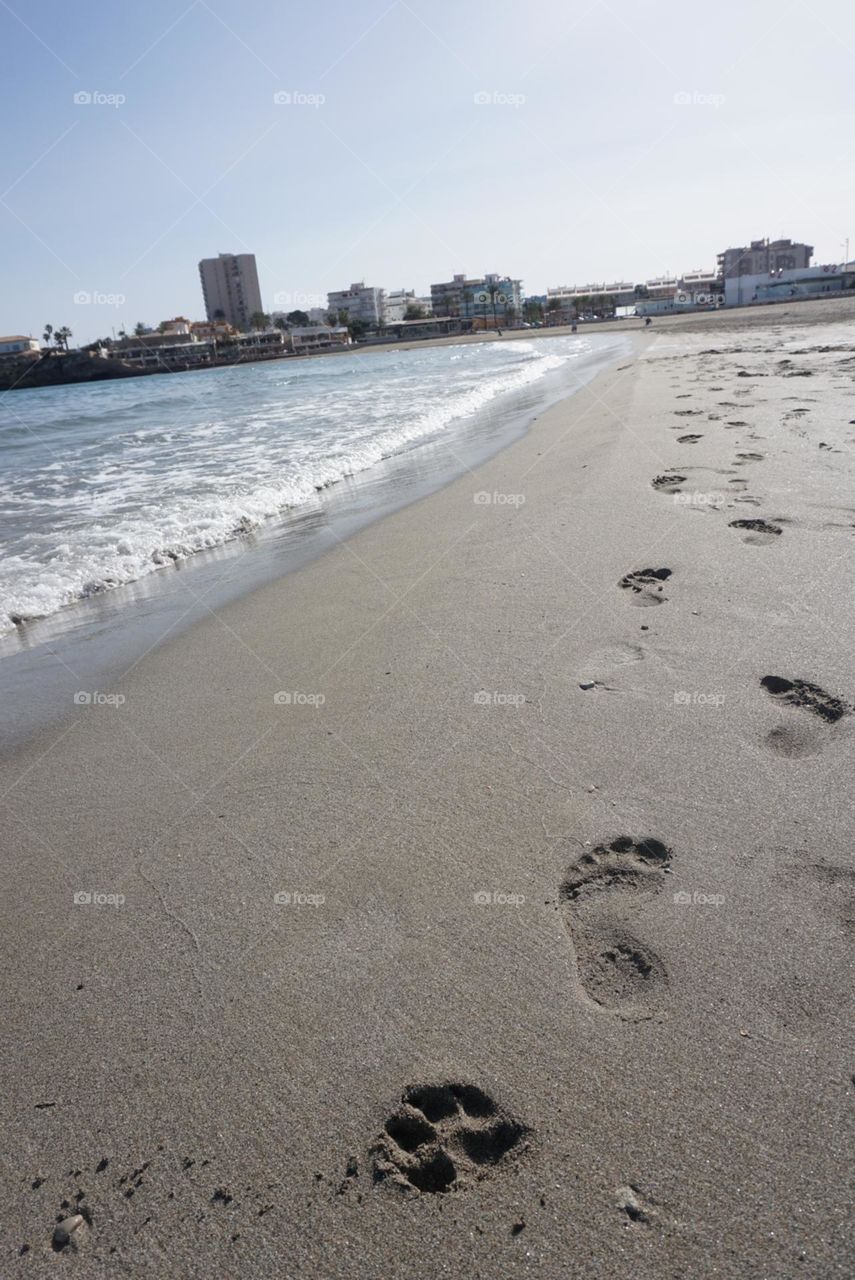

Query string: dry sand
[2,298,854,1277]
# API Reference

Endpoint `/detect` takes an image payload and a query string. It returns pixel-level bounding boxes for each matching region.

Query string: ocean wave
[0,337,587,632]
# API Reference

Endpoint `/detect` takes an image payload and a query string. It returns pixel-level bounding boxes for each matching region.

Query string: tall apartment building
[430,273,522,322]
[198,253,264,331]
[717,238,813,279]
[327,282,385,326]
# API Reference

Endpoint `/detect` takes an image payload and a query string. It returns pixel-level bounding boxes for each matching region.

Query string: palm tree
[249,311,270,332]
[134,321,147,336]
[486,281,500,330]
[546,297,563,326]
[55,326,73,351]
[42,323,54,349]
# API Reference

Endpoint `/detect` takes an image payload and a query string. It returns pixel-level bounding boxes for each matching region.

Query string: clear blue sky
[1,0,851,343]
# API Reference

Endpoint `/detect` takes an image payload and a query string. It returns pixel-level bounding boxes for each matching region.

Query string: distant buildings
[723,262,851,307]
[384,289,433,322]
[0,335,39,356]
[113,326,285,369]
[717,238,813,281]
[198,253,264,331]
[430,273,522,326]
[290,325,352,354]
[546,281,636,320]
[327,282,385,326]
[718,237,812,308]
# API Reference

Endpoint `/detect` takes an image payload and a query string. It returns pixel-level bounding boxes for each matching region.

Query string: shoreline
[0,332,630,750]
[2,299,854,1276]
[3,293,853,392]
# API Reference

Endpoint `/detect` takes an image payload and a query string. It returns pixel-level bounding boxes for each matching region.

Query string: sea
[0,332,628,742]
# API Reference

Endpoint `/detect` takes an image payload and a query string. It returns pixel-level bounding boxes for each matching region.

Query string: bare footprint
[580,642,646,690]
[619,568,671,606]
[761,675,849,723]
[729,518,783,544]
[761,676,850,756]
[652,473,687,493]
[677,434,703,444]
[559,837,672,1017]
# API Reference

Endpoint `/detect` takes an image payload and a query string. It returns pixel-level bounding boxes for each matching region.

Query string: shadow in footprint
[729,518,782,545]
[765,723,822,758]
[559,837,672,1017]
[619,568,671,607]
[372,1084,529,1195]
[677,434,703,444]
[761,676,849,756]
[652,474,686,493]
[761,675,849,723]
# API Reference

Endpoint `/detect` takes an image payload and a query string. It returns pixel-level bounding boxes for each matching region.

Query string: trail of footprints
[38,350,855,1250]
[364,356,853,1218]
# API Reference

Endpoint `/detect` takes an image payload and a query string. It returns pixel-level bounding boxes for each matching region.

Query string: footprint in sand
[761,675,849,722]
[559,837,672,1017]
[761,675,850,757]
[652,473,687,493]
[729,518,783,544]
[371,1084,529,1195]
[677,434,703,444]
[800,864,855,942]
[619,568,672,606]
[735,451,764,464]
[578,642,646,693]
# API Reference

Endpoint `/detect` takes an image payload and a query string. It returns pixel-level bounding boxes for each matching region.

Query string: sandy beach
[3,299,854,1277]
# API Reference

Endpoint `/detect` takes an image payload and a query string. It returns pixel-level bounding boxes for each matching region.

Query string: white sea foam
[0,337,590,632]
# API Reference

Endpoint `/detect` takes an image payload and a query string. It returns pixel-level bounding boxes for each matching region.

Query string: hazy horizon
[1,0,851,344]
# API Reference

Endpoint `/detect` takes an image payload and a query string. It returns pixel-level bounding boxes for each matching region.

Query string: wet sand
[2,297,854,1277]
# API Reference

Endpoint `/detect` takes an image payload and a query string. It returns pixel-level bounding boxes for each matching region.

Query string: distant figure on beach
[571,322,577,332]
[644,316,652,327]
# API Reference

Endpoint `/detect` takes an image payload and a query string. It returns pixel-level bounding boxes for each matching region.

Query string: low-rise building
[724,262,854,307]
[190,319,238,340]
[718,238,815,307]
[718,238,813,283]
[431,273,522,326]
[327,282,385,326]
[114,328,286,368]
[0,335,40,357]
[676,270,723,305]
[367,316,469,342]
[290,325,352,354]
[546,281,636,320]
[159,317,193,335]
[384,289,434,323]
